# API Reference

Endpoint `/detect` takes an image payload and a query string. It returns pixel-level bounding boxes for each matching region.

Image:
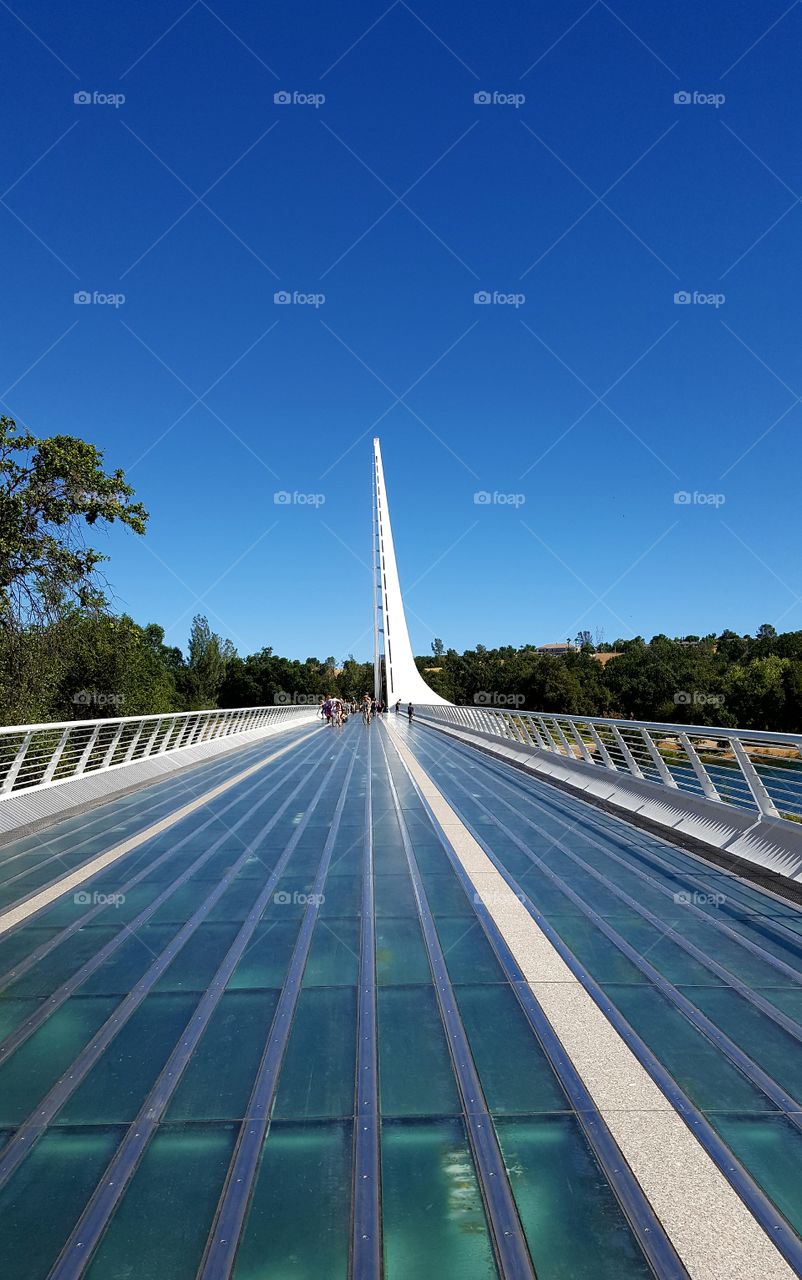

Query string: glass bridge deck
[0,716,801,1279]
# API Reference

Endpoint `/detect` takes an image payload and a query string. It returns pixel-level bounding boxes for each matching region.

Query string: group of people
[319,694,414,726]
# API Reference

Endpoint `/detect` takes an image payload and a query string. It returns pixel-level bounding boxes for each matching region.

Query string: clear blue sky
[2,0,800,661]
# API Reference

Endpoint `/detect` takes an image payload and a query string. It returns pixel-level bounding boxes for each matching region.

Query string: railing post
[639,728,678,788]
[587,724,617,770]
[730,737,780,819]
[568,721,595,765]
[678,732,721,803]
[611,726,644,780]
[41,727,72,785]
[76,723,103,774]
[122,720,145,764]
[1,733,34,794]
[98,721,125,770]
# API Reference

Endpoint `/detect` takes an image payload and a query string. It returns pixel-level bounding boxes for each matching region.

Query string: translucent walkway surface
[0,718,801,1278]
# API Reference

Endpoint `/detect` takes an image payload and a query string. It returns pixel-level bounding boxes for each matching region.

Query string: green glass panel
[382,1118,497,1280]
[455,985,566,1113]
[303,917,360,986]
[80,925,181,995]
[59,992,199,1123]
[149,880,218,924]
[5,926,121,998]
[603,985,775,1113]
[379,987,459,1117]
[604,909,725,986]
[85,1125,237,1280]
[233,1120,352,1280]
[0,926,59,978]
[320,874,362,917]
[376,917,431,985]
[167,991,277,1121]
[207,877,262,922]
[154,923,240,992]
[0,1127,121,1280]
[496,1115,653,1278]
[436,916,504,984]
[544,915,647,984]
[686,985,802,1105]
[420,872,473,917]
[0,997,39,1041]
[274,987,356,1119]
[374,874,418,918]
[228,920,300,989]
[0,996,118,1126]
[713,1114,802,1235]
[670,911,802,987]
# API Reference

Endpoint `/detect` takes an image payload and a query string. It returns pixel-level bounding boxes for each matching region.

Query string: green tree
[185,615,231,709]
[0,416,146,624]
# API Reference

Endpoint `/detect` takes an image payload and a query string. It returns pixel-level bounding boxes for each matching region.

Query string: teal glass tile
[496,1115,653,1279]
[233,1120,352,1280]
[274,987,356,1119]
[59,992,200,1123]
[381,1118,497,1279]
[85,1125,237,1280]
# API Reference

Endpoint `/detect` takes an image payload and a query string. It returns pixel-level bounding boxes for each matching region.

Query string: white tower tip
[372,439,450,706]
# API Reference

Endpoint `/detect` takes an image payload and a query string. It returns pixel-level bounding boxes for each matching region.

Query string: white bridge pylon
[372,438,450,707]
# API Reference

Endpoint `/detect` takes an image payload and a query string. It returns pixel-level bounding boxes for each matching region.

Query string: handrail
[417,705,802,823]
[0,704,318,798]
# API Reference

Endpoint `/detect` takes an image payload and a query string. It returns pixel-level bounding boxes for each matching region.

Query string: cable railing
[417,705,802,823]
[0,704,318,798]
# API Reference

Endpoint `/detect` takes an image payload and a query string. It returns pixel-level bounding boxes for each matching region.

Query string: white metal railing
[0,705,318,798]
[417,705,802,823]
